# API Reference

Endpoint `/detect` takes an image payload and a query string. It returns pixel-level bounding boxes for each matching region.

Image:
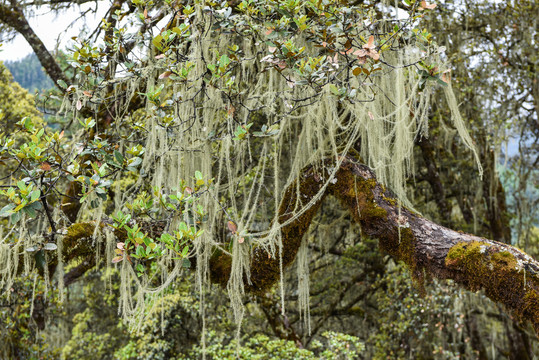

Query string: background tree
[4,53,54,93]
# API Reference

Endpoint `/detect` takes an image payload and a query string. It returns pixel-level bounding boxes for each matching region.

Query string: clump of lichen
[61,222,102,262]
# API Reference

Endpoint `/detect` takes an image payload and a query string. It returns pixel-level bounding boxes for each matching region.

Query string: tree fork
[0,3,68,88]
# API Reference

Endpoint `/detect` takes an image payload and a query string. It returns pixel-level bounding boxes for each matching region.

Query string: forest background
[0,0,537,359]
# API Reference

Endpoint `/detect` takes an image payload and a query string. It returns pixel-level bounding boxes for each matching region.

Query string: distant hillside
[4,53,54,92]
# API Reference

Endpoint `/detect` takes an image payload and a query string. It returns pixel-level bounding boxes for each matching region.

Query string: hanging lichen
[0,0,488,352]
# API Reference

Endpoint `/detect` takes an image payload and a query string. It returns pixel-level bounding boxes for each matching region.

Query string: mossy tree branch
[56,157,539,334]
[209,156,539,333]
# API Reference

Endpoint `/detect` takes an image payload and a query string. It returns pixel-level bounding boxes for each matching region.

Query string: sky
[0,4,108,62]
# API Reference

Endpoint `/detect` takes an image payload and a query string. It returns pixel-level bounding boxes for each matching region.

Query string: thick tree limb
[56,157,539,334]
[209,157,539,333]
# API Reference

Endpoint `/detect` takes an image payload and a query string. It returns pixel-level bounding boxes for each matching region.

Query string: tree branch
[49,156,539,335]
[209,156,539,333]
[0,3,68,88]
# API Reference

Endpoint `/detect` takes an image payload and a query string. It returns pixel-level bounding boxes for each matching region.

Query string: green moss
[491,251,517,268]
[61,181,82,223]
[383,196,398,206]
[446,241,486,263]
[62,222,103,262]
[65,222,98,244]
[522,291,539,330]
[445,241,539,329]
[445,242,519,276]
[397,228,416,266]
[337,171,387,222]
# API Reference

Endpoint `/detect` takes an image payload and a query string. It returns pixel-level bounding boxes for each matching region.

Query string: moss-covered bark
[54,156,539,335]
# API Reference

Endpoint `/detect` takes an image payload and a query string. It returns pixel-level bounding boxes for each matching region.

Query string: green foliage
[0,62,43,132]
[0,275,61,359]
[181,331,363,360]
[61,271,130,360]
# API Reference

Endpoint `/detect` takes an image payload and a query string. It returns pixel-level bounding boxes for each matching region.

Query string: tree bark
[417,136,453,228]
[54,156,539,335]
[209,156,539,334]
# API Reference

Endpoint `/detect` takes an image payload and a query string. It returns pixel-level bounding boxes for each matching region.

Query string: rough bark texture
[208,157,539,334]
[58,157,539,335]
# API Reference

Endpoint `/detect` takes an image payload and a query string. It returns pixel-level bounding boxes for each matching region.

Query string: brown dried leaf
[369,51,380,60]
[353,49,368,57]
[40,162,51,171]
[441,70,451,84]
[363,35,375,50]
[228,221,237,234]
[159,71,173,79]
[420,1,437,10]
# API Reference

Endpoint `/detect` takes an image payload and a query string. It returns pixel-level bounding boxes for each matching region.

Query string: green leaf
[10,211,21,224]
[30,189,41,202]
[22,206,36,218]
[152,34,164,50]
[160,233,173,245]
[57,79,68,89]
[178,222,188,233]
[114,150,124,164]
[23,117,34,131]
[181,246,189,257]
[329,84,340,95]
[136,245,146,257]
[0,203,15,217]
[127,157,142,168]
